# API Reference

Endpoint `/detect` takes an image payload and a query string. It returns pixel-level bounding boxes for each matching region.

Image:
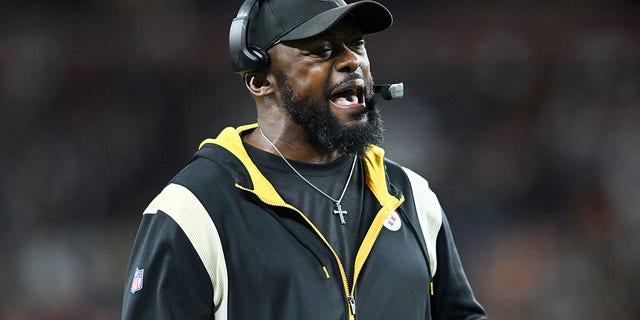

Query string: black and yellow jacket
[122,124,486,320]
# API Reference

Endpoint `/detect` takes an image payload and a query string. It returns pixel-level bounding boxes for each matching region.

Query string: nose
[335,44,362,73]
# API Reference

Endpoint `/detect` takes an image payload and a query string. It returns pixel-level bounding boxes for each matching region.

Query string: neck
[243,124,344,164]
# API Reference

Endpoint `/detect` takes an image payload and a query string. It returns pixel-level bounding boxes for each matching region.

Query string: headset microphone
[373,82,404,100]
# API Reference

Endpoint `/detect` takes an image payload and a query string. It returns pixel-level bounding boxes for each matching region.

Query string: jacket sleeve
[431,212,487,319]
[121,211,214,319]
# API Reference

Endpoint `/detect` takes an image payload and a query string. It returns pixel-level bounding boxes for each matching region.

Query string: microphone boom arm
[373,82,404,100]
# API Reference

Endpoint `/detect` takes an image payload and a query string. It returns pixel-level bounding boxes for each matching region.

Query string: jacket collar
[199,123,400,207]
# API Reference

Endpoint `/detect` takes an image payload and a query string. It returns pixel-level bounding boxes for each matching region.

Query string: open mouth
[329,83,365,108]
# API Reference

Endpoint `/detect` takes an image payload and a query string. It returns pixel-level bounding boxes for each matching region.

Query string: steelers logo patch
[383,211,402,231]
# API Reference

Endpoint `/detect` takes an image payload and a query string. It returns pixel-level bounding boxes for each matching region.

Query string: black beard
[278,80,385,156]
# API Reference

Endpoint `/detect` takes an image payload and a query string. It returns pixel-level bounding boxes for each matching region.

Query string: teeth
[330,85,364,107]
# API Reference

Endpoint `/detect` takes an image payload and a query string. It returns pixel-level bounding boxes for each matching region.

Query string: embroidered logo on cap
[383,211,402,231]
[130,268,144,294]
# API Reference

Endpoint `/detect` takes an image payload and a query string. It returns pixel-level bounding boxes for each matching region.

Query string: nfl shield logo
[130,268,144,294]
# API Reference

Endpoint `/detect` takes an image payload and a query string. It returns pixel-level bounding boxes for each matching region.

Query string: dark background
[1,0,639,319]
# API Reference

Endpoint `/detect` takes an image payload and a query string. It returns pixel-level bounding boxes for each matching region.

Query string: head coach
[121,0,487,319]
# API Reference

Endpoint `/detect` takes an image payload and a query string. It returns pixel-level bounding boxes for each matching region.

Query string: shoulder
[169,144,250,200]
[400,167,443,235]
[175,144,244,183]
[382,159,435,203]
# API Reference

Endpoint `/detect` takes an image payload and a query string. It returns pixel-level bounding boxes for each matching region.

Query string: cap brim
[279,1,392,42]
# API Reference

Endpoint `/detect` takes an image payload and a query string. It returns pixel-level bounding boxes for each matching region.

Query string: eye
[348,39,366,52]
[309,44,333,59]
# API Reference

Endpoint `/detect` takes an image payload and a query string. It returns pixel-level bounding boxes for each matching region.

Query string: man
[122,0,487,319]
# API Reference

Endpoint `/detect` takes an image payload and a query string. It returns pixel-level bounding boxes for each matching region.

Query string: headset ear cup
[229,0,271,73]
[247,46,270,70]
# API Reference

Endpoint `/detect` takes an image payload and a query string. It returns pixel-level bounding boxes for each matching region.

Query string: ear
[244,72,275,97]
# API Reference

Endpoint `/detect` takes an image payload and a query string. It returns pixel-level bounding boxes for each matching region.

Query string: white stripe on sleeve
[144,183,229,319]
[402,167,443,277]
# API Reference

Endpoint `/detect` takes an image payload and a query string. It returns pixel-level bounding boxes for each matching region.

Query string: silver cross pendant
[333,203,347,225]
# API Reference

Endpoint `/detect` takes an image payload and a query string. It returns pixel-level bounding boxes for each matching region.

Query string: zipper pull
[348,295,356,316]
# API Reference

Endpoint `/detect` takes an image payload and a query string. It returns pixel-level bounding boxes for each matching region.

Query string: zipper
[348,295,356,316]
[348,197,405,312]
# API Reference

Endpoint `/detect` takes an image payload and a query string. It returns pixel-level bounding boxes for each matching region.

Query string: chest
[214,195,432,319]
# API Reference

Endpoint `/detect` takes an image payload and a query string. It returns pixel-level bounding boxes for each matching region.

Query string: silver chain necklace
[258,127,357,224]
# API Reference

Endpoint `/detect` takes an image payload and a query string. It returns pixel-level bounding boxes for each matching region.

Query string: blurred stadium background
[1,0,638,319]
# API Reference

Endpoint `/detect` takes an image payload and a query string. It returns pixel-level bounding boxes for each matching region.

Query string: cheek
[290,67,330,100]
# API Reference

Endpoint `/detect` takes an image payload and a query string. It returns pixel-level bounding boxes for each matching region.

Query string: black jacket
[122,124,486,319]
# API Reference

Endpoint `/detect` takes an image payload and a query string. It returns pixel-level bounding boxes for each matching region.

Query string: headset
[228,0,404,100]
[229,0,270,74]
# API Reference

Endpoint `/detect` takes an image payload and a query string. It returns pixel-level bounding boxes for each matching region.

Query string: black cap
[229,0,392,73]
[249,0,393,50]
